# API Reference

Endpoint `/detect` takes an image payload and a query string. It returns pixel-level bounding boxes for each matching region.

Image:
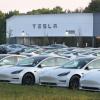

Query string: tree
[51,6,64,14]
[84,0,100,12]
[27,6,65,15]
[27,8,50,14]
[74,8,83,13]
[0,11,6,44]
[5,10,19,19]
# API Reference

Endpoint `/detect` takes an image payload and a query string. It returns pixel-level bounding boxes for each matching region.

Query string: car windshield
[62,58,94,69]
[16,56,47,67]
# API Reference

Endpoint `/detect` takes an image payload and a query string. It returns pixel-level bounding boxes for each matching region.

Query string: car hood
[0,66,30,74]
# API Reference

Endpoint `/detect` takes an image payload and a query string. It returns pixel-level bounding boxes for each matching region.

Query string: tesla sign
[32,24,57,29]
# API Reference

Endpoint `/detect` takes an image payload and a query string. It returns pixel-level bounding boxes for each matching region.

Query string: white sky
[0,0,91,13]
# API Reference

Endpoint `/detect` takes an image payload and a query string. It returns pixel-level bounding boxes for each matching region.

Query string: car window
[41,58,55,67]
[62,58,91,69]
[54,57,68,66]
[41,57,68,67]
[17,56,27,62]
[0,56,17,66]
[86,59,100,69]
[17,57,34,66]
[17,56,46,67]
[0,56,26,66]
[63,60,79,69]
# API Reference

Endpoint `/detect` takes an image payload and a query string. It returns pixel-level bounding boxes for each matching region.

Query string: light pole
[92,36,95,47]
[77,28,82,47]
[7,29,13,44]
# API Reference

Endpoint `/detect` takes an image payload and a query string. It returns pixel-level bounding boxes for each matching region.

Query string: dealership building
[6,13,100,47]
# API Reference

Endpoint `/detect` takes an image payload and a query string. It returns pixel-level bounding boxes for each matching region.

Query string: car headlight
[58,72,70,77]
[11,70,23,74]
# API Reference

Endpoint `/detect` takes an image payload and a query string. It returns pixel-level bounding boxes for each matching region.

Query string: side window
[54,57,67,66]
[0,56,17,66]
[41,58,56,67]
[40,57,68,67]
[17,56,26,62]
[87,59,100,69]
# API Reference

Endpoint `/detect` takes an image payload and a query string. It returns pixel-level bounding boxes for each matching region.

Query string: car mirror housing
[38,64,42,68]
[85,66,90,70]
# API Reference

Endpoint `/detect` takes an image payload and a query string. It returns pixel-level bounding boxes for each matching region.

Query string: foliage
[84,0,100,12]
[51,6,64,14]
[0,11,6,44]
[27,8,51,14]
[0,10,20,44]
[27,6,65,14]
[5,10,19,19]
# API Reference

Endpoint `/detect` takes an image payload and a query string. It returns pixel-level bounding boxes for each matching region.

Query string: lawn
[0,83,100,100]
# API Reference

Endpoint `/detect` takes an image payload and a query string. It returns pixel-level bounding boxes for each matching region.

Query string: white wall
[6,13,93,37]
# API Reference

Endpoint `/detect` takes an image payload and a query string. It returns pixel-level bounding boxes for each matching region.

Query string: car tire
[22,73,35,85]
[69,75,80,89]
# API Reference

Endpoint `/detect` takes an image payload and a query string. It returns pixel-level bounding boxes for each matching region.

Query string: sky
[0,0,91,13]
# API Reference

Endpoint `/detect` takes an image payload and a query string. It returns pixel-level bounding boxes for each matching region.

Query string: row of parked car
[0,44,100,91]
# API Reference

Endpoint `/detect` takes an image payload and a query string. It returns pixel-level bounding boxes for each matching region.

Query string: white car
[0,56,68,85]
[39,57,97,89]
[80,58,100,91]
[6,44,26,54]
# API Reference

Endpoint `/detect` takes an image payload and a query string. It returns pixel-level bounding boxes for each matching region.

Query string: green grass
[0,83,100,100]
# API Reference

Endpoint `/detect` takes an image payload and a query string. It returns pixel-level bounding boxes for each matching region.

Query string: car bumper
[0,73,22,84]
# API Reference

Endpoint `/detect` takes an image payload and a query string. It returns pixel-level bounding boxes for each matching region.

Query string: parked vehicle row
[39,57,100,91]
[0,55,68,85]
[39,57,95,89]
[0,44,100,91]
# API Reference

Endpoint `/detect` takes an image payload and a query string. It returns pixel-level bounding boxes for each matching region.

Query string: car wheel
[22,73,35,85]
[69,75,80,89]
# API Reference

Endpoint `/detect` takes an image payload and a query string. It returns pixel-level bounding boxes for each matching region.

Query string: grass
[0,83,100,100]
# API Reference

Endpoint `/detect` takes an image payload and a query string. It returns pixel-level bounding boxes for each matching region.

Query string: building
[6,13,100,47]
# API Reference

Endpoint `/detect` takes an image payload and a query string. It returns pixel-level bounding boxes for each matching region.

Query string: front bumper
[0,73,22,84]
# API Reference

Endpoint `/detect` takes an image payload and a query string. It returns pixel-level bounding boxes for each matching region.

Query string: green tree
[27,6,65,14]
[27,8,50,14]
[84,0,100,12]
[0,10,20,44]
[5,10,19,19]
[0,11,6,44]
[51,6,64,14]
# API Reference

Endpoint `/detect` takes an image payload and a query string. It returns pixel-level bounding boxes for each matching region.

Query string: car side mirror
[38,64,42,68]
[85,66,89,70]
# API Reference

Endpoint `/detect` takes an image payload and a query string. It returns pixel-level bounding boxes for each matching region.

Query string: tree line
[0,0,100,44]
